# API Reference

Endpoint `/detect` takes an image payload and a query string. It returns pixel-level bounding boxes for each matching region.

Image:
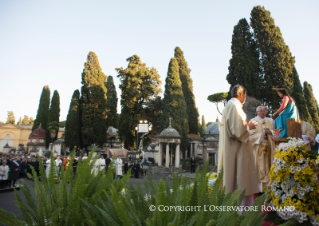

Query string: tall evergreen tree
[105,76,118,129]
[291,66,312,123]
[250,6,295,111]
[48,90,60,143]
[65,90,81,149]
[80,52,108,147]
[17,117,22,125]
[22,115,29,125]
[6,111,15,124]
[33,86,50,147]
[117,55,162,149]
[303,82,319,132]
[202,115,206,132]
[226,18,262,100]
[160,58,189,152]
[174,47,199,134]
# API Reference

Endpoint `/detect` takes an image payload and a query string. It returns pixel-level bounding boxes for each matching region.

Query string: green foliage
[6,111,15,124]
[250,6,295,112]
[291,66,312,123]
[0,152,266,226]
[226,18,262,100]
[82,162,265,226]
[105,76,118,129]
[161,58,189,152]
[58,120,66,127]
[0,147,130,226]
[207,92,228,115]
[117,55,162,149]
[304,81,319,132]
[33,85,50,147]
[48,90,60,144]
[65,90,81,150]
[174,47,199,134]
[80,52,108,147]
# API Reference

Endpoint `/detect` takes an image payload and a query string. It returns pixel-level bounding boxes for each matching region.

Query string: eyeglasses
[257,110,267,112]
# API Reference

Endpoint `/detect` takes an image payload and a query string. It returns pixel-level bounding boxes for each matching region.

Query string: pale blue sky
[1,1,318,125]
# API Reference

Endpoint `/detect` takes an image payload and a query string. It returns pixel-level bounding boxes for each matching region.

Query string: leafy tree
[65,90,81,150]
[29,117,34,125]
[207,92,228,115]
[304,82,319,132]
[291,66,312,123]
[80,52,108,147]
[226,18,262,100]
[17,117,22,125]
[160,58,189,152]
[48,90,60,143]
[117,55,162,149]
[32,85,50,138]
[250,6,295,112]
[58,121,66,127]
[21,115,29,125]
[144,96,163,133]
[105,76,118,129]
[6,111,15,124]
[174,47,199,134]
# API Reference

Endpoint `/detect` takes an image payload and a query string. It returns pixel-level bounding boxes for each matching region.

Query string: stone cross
[169,117,172,126]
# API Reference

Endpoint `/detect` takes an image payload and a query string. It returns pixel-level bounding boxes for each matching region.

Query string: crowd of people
[0,152,143,189]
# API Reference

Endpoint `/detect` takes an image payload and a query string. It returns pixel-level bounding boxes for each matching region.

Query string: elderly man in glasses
[249,105,276,195]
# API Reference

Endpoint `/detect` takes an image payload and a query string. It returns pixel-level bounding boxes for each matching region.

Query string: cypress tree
[22,115,29,125]
[80,52,108,147]
[33,86,50,147]
[291,67,312,123]
[105,76,118,129]
[202,115,206,132]
[48,90,60,143]
[227,18,261,100]
[117,55,162,149]
[17,117,22,125]
[303,82,319,132]
[65,90,81,149]
[160,58,189,152]
[174,47,199,134]
[250,6,295,111]
[6,111,15,124]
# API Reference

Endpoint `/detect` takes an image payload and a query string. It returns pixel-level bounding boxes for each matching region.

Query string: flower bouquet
[265,137,319,225]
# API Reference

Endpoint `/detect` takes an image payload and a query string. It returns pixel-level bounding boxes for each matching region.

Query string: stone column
[175,143,180,168]
[158,142,162,166]
[194,143,197,156]
[165,143,169,168]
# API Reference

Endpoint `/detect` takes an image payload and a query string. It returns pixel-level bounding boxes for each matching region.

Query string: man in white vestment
[217,85,259,207]
[249,106,276,193]
[96,155,106,171]
[115,156,123,176]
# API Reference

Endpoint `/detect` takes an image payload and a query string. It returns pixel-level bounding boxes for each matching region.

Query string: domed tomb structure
[157,117,181,168]
[203,117,220,166]
[27,124,46,155]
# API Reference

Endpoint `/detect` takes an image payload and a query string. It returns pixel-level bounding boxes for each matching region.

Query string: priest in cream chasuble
[217,85,259,201]
[249,106,276,193]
